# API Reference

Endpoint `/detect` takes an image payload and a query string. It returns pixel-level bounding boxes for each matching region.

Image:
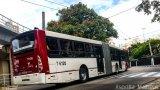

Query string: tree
[47,2,118,42]
[129,39,160,59]
[136,0,160,22]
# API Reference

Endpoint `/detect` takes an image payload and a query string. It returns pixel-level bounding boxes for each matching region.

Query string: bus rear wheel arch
[79,65,89,82]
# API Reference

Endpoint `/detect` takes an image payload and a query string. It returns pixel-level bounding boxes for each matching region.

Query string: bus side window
[94,45,103,58]
[90,44,95,57]
[110,48,116,61]
[85,43,94,57]
[46,37,60,58]
[74,42,85,57]
[60,39,73,57]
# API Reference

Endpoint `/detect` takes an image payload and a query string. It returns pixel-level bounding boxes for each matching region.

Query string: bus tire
[79,67,88,82]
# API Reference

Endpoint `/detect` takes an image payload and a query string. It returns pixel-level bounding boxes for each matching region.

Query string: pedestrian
[115,63,119,74]
[125,61,128,71]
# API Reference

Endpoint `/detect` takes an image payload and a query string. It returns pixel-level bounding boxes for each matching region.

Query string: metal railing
[0,13,32,34]
[0,74,12,87]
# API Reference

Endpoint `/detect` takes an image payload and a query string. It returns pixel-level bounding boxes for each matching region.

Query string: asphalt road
[17,65,160,90]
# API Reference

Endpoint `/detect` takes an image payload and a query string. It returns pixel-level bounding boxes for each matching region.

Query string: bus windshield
[12,32,34,55]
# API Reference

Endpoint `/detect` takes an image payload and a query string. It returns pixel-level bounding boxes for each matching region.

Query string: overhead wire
[21,0,142,41]
[118,35,127,40]
[104,5,160,42]
[114,25,130,39]
[107,5,137,18]
[21,0,60,10]
[44,0,68,7]
[129,29,160,39]
[102,4,160,41]
[63,0,71,5]
[103,5,139,41]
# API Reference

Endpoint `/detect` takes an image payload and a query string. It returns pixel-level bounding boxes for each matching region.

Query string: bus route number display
[56,61,66,66]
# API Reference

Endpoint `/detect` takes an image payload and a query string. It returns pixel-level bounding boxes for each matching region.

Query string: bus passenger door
[94,46,104,73]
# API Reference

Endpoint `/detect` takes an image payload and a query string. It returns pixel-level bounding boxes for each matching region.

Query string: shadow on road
[39,71,126,90]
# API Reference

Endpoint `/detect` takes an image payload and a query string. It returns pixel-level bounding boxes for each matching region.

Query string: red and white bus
[10,29,129,84]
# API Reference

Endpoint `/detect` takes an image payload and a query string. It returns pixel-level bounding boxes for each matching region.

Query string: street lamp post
[142,28,154,65]
[149,41,154,65]
[142,28,145,42]
[42,11,45,30]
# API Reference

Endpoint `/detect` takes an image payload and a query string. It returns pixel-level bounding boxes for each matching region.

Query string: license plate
[22,79,30,81]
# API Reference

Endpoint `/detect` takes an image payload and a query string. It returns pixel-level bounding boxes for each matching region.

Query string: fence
[0,74,12,87]
[0,14,31,34]
[130,56,160,66]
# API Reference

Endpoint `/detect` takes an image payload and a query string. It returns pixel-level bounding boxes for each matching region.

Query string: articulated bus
[10,29,129,84]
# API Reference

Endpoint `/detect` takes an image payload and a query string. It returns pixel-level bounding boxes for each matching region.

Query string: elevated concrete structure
[0,24,17,45]
[0,13,31,45]
[0,13,31,87]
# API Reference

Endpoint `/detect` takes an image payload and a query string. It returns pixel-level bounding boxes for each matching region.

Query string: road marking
[107,72,138,79]
[107,73,141,79]
[110,72,160,79]
[141,72,158,77]
[129,72,146,77]
[153,73,160,77]
[118,73,138,78]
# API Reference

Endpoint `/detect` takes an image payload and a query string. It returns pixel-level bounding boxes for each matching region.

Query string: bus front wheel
[79,67,88,82]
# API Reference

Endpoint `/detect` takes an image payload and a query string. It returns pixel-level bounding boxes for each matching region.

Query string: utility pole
[142,28,154,65]
[149,41,154,65]
[142,28,145,42]
[125,38,127,49]
[42,11,45,30]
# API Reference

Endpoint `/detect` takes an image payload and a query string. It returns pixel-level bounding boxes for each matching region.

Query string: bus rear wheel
[79,67,88,82]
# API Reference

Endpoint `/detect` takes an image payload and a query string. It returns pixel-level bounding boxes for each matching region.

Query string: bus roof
[45,30,125,50]
[109,44,123,50]
[45,30,102,45]
[11,29,125,50]
[11,30,34,41]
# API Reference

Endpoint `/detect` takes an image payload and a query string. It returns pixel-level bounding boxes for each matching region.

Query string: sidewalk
[0,86,17,90]
[0,84,55,90]
[135,78,160,90]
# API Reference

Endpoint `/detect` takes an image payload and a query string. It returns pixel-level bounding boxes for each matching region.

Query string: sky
[0,0,160,47]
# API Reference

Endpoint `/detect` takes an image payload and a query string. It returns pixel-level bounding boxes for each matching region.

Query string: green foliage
[131,42,149,59]
[58,2,98,25]
[129,39,160,59]
[47,2,118,42]
[136,0,160,22]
